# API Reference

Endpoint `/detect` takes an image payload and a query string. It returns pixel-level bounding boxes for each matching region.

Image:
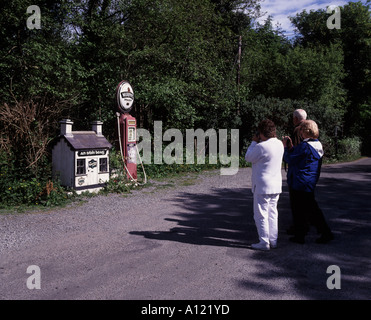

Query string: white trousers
[253,193,280,245]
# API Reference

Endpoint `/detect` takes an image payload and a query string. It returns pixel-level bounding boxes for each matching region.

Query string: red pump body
[119,113,137,180]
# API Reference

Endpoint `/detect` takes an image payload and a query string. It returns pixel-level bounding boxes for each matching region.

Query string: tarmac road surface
[0,157,370,300]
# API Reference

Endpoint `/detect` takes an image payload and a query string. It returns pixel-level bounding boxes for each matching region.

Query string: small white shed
[52,119,112,194]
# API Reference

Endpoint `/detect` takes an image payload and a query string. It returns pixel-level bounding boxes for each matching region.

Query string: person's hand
[252,132,260,143]
[282,136,292,148]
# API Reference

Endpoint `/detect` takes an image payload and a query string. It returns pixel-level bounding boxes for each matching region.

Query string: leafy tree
[290,1,371,152]
[1,0,367,207]
[67,0,262,134]
[0,0,82,103]
[0,0,84,177]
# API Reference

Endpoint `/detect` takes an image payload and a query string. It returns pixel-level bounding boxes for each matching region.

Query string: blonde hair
[300,120,319,139]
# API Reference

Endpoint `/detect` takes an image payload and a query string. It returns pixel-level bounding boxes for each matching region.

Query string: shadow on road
[130,159,371,299]
[131,187,257,248]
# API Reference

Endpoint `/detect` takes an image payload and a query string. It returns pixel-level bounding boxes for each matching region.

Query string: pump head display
[116,80,134,113]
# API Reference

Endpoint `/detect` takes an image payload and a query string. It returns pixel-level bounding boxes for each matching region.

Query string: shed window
[76,159,86,175]
[99,158,108,173]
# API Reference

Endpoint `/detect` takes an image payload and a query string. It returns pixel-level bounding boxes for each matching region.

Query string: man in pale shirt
[245,119,284,251]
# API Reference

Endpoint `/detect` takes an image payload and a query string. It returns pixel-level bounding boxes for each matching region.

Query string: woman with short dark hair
[245,119,284,251]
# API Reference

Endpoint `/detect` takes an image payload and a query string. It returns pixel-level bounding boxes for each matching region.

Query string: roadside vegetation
[0,0,369,210]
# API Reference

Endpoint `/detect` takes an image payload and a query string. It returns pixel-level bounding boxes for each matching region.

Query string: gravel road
[1,158,370,300]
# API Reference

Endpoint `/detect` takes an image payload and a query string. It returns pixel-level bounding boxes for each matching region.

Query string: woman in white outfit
[245,119,284,251]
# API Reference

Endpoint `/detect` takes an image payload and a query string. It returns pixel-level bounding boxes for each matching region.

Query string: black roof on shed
[54,131,112,150]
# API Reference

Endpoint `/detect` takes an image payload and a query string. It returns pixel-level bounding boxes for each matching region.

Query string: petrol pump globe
[116,80,134,113]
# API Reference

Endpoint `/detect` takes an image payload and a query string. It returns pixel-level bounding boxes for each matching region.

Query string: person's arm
[245,134,262,164]
[283,142,308,165]
[282,136,293,149]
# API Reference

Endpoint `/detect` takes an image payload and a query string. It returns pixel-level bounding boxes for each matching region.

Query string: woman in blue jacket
[283,120,333,244]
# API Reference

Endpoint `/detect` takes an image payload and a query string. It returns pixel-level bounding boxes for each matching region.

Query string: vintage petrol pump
[116,80,137,181]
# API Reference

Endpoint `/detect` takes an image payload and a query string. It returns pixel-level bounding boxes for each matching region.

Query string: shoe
[270,241,277,249]
[289,236,305,244]
[251,242,270,251]
[315,232,334,244]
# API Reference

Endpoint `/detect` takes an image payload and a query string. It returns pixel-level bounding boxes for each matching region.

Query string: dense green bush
[0,151,71,208]
[314,134,362,162]
[337,137,362,160]
[0,176,71,208]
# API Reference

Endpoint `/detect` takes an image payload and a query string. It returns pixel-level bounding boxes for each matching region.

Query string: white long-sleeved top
[245,138,284,194]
